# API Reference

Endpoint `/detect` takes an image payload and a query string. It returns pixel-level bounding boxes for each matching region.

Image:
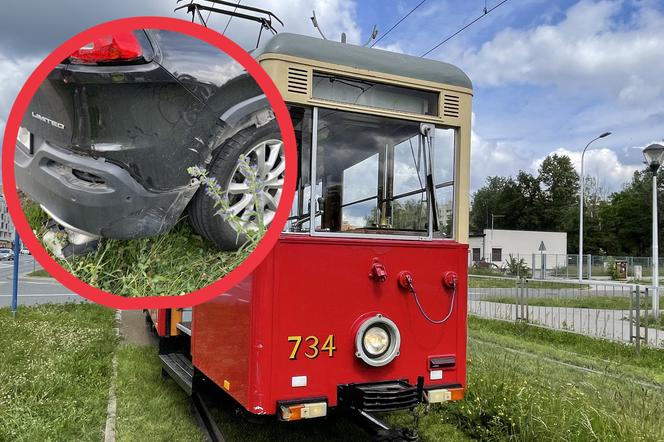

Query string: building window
[472,248,481,262]
[491,248,502,262]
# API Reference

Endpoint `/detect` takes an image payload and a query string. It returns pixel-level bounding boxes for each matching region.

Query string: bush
[504,254,531,278]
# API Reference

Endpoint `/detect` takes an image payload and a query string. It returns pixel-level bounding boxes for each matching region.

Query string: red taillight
[69,32,143,64]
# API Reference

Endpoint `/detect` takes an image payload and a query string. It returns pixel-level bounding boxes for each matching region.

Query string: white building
[0,192,16,248]
[469,229,567,270]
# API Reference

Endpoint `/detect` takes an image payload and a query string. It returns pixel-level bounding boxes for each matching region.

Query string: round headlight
[355,314,400,367]
[362,325,390,357]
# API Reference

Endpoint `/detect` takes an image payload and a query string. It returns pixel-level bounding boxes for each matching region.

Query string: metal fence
[468,274,663,349]
[471,253,664,281]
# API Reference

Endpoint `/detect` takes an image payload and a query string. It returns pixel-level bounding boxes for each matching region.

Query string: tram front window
[310,109,455,237]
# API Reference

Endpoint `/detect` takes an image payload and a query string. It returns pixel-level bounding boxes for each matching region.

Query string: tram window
[312,73,439,116]
[435,186,454,237]
[314,109,439,236]
[434,128,455,184]
[285,106,313,232]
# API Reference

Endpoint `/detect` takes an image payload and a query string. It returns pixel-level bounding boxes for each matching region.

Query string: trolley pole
[11,232,21,318]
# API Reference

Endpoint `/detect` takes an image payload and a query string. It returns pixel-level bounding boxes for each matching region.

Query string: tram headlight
[355,314,400,367]
[363,326,390,356]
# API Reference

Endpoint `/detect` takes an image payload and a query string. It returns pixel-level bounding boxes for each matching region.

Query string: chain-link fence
[468,274,664,349]
[470,253,664,281]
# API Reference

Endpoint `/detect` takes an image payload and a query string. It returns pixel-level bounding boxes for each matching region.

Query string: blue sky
[1,0,663,193]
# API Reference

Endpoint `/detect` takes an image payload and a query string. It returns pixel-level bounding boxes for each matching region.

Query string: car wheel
[188,121,284,250]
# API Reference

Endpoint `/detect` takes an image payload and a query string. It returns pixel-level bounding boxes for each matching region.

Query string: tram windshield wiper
[421,123,439,232]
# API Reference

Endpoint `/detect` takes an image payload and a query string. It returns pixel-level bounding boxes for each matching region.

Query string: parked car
[0,248,14,261]
[15,29,284,251]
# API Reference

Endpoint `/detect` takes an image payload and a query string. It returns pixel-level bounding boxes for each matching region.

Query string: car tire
[188,121,284,250]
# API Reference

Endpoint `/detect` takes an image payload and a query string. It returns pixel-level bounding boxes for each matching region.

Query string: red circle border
[1,17,297,310]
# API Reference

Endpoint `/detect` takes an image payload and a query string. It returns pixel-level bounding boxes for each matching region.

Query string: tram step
[176,321,192,336]
[159,352,194,395]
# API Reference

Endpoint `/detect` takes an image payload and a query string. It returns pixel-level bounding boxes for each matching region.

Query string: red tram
[149,32,473,437]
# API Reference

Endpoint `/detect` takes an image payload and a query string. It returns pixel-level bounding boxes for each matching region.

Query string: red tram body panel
[191,235,468,414]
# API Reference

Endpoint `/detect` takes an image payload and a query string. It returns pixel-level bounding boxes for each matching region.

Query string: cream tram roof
[255,33,473,91]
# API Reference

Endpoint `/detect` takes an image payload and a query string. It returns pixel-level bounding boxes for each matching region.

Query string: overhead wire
[420,0,510,57]
[371,0,428,47]
[222,0,242,35]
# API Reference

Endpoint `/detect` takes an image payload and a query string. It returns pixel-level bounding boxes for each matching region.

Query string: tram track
[191,391,226,442]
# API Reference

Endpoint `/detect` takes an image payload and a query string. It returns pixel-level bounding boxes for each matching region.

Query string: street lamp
[644,143,664,320]
[579,132,612,282]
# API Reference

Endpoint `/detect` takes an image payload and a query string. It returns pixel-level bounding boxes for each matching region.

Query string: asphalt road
[0,258,81,307]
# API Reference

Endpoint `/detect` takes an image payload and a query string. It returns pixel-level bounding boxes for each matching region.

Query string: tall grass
[434,317,664,441]
[21,156,266,297]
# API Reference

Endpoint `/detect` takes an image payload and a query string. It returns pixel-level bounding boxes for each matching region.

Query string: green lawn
[26,268,50,278]
[486,294,663,310]
[114,344,204,442]
[0,304,117,442]
[642,314,664,331]
[469,277,587,289]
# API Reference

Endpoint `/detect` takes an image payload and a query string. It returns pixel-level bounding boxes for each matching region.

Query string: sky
[1,0,663,194]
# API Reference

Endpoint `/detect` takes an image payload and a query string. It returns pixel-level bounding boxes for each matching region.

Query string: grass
[642,314,664,331]
[4,303,664,441]
[114,344,204,442]
[469,277,587,289]
[23,200,256,297]
[486,295,663,311]
[26,268,50,278]
[433,316,664,441]
[0,303,117,441]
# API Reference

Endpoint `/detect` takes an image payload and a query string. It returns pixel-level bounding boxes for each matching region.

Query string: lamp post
[579,132,612,282]
[643,143,664,320]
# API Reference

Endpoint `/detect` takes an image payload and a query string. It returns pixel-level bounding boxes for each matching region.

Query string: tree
[538,154,579,232]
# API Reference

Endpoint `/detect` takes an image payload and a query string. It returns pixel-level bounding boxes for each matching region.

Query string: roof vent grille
[442,94,460,118]
[287,67,308,95]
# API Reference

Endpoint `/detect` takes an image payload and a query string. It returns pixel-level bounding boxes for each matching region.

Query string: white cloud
[470,133,530,191]
[460,0,664,103]
[531,147,639,191]
[219,0,361,46]
[0,56,40,126]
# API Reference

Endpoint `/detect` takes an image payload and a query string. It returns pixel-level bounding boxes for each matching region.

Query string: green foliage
[470,152,664,257]
[503,253,531,277]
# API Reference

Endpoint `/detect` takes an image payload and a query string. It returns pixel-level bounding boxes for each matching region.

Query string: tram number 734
[288,335,337,359]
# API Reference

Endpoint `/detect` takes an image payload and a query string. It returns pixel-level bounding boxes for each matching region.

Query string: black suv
[15,29,284,250]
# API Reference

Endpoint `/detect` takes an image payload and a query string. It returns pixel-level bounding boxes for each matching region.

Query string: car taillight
[69,32,143,64]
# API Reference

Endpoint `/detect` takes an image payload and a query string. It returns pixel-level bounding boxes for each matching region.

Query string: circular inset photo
[1,17,296,307]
